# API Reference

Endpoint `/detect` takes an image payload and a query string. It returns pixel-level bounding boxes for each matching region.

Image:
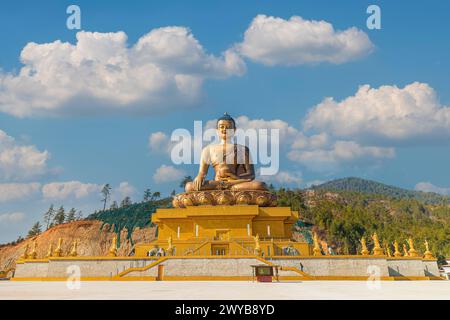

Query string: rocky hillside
[0,220,156,271]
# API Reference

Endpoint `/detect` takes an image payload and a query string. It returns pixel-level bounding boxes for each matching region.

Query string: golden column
[254,234,261,256]
[313,233,322,256]
[29,241,37,259]
[407,238,418,257]
[393,240,402,257]
[46,243,54,258]
[108,236,118,257]
[360,237,369,255]
[423,239,434,259]
[371,233,384,256]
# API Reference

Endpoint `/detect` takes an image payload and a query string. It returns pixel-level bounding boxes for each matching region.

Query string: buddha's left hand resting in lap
[185,113,268,192]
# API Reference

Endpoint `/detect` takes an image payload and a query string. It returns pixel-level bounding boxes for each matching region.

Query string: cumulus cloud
[238,14,373,66]
[153,164,186,183]
[149,131,173,154]
[288,140,395,172]
[303,82,450,144]
[0,28,245,117]
[42,181,102,200]
[414,182,450,196]
[0,129,51,181]
[113,181,136,201]
[0,183,41,202]
[261,170,302,186]
[0,212,25,223]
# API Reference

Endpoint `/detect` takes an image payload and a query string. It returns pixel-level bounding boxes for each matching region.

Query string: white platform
[0,281,448,300]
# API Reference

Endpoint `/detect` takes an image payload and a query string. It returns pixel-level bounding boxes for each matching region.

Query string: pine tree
[120,196,132,208]
[143,189,152,201]
[110,201,118,210]
[53,206,66,225]
[171,190,176,197]
[27,222,42,237]
[66,208,76,222]
[101,183,112,211]
[151,192,161,201]
[43,204,55,229]
[75,211,83,220]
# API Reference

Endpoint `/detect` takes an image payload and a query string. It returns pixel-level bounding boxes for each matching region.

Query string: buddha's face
[217,120,235,141]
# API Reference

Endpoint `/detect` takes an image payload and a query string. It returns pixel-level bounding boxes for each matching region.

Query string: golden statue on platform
[407,238,418,257]
[20,243,29,260]
[371,232,384,256]
[402,243,409,257]
[108,236,117,257]
[423,239,434,259]
[166,236,174,256]
[29,241,37,259]
[173,113,276,208]
[313,233,322,256]
[393,240,402,257]
[69,240,78,257]
[53,238,63,257]
[46,243,53,258]
[360,237,369,255]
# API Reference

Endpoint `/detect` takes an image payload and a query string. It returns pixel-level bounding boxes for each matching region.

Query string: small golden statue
[46,243,53,258]
[393,240,402,257]
[20,243,29,260]
[166,236,174,256]
[29,241,37,259]
[108,236,117,257]
[384,243,392,257]
[360,237,369,255]
[423,239,434,259]
[254,234,261,255]
[313,233,322,256]
[402,243,409,257]
[69,240,78,257]
[372,232,384,256]
[53,238,63,257]
[407,238,418,257]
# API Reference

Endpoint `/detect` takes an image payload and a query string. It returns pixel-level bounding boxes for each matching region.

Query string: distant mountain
[311,177,449,205]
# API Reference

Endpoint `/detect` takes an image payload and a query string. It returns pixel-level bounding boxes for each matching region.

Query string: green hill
[311,177,449,205]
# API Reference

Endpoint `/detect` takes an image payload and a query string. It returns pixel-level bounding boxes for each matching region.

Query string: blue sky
[1,0,450,242]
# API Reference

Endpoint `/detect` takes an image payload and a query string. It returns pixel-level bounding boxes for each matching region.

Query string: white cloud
[149,131,173,154]
[238,14,373,66]
[414,182,450,196]
[42,181,102,200]
[261,170,302,186]
[288,140,395,172]
[0,129,51,181]
[0,28,245,117]
[114,181,136,201]
[0,183,41,202]
[0,212,25,223]
[304,82,450,144]
[153,165,186,183]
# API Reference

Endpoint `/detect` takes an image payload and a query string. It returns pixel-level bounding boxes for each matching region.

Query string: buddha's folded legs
[185,180,268,192]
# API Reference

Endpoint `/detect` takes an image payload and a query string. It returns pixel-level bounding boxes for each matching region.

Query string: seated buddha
[185,113,268,192]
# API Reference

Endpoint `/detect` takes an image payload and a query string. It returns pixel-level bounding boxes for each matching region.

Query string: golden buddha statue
[360,237,369,255]
[185,113,267,192]
[173,113,276,208]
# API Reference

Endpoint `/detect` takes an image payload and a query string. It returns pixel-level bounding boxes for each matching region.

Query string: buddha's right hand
[193,175,204,191]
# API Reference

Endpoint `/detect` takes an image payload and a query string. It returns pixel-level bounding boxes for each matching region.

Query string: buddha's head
[216,112,236,141]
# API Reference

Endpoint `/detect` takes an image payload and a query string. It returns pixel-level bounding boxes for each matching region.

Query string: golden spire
[423,239,434,259]
[313,232,322,256]
[402,243,409,257]
[53,238,63,257]
[393,240,402,257]
[360,237,369,255]
[407,238,418,257]
[372,232,384,256]
[46,243,53,258]
[108,236,117,257]
[20,243,29,260]
[69,239,78,257]
[29,241,37,259]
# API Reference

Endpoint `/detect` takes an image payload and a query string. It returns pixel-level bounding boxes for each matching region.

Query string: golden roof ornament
[393,240,402,257]
[53,238,63,257]
[360,237,369,255]
[407,238,418,257]
[313,232,322,256]
[371,232,384,256]
[108,236,117,257]
[423,239,434,259]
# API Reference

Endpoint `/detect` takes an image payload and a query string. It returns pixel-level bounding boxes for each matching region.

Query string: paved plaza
[0,280,448,300]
